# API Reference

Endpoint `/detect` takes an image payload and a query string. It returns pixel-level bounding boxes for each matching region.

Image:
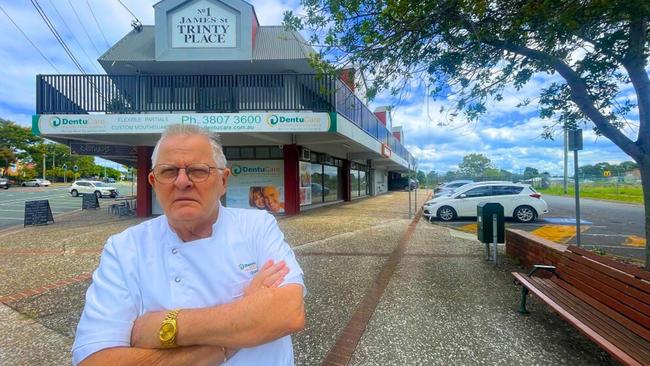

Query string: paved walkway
[0,192,616,365]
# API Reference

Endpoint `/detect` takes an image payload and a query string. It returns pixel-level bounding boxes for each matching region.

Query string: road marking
[623,235,646,248]
[458,223,477,234]
[543,217,593,225]
[531,225,590,243]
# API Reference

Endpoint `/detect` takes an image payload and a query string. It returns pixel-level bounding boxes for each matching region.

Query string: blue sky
[0,0,638,175]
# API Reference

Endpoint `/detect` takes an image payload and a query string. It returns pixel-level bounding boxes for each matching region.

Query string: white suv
[423,182,548,223]
[69,180,119,198]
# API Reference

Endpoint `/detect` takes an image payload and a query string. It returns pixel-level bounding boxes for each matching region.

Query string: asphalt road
[0,183,136,231]
[432,194,646,261]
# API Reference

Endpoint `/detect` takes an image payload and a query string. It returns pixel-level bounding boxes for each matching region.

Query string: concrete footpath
[0,191,615,365]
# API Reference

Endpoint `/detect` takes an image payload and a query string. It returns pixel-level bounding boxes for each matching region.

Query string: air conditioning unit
[300,147,311,161]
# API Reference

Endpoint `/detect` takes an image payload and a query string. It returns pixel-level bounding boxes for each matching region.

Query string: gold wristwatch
[159,309,180,348]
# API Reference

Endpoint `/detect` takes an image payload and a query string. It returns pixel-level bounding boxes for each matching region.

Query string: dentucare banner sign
[226,160,285,213]
[33,112,335,135]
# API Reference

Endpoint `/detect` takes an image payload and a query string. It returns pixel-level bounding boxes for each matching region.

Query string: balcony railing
[36,74,413,164]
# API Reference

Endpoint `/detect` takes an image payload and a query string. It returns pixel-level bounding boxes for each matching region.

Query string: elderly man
[73,124,306,365]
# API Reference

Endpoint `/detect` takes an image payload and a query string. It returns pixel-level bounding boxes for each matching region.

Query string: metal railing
[36,73,414,164]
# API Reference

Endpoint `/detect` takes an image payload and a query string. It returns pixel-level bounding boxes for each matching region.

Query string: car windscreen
[93,182,106,187]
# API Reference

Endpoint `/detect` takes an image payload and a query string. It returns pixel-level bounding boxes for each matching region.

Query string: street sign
[604,170,611,177]
[62,163,67,169]
[73,165,79,172]
[568,129,583,151]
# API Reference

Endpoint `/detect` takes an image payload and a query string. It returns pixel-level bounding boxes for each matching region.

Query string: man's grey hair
[151,124,227,168]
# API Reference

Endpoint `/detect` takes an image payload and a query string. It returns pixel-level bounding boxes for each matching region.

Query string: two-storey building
[33,0,414,217]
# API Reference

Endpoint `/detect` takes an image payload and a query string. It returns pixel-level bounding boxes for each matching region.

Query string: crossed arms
[80,260,305,366]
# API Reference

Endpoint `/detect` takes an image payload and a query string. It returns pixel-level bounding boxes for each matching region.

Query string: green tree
[416,170,427,186]
[458,153,493,177]
[523,167,540,179]
[286,0,650,268]
[0,119,43,176]
[426,171,438,186]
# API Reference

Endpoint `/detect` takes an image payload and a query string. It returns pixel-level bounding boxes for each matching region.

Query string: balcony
[36,74,414,165]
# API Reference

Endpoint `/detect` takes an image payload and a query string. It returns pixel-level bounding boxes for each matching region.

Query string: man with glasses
[73,124,306,365]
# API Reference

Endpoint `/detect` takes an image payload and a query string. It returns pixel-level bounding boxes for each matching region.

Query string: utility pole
[42,154,46,179]
[564,127,569,194]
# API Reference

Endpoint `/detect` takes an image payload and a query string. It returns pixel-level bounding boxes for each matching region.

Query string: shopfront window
[323,165,339,202]
[351,170,360,197]
[359,170,367,196]
[311,163,324,204]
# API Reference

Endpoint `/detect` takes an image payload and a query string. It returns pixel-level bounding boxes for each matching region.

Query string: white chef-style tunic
[72,204,305,365]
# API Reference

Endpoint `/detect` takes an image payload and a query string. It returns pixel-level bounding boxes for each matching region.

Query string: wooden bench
[512,245,650,366]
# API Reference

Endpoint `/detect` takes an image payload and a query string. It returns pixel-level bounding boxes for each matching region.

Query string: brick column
[283,144,300,215]
[136,146,152,217]
[343,160,352,201]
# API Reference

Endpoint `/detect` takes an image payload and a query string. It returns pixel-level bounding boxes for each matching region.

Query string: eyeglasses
[152,163,223,184]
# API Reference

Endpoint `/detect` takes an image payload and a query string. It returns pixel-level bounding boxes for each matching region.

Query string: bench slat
[568,246,650,282]
[512,272,644,366]
[559,254,650,307]
[550,274,650,343]
[556,263,650,330]
[562,251,650,295]
[558,259,650,318]
[535,277,650,361]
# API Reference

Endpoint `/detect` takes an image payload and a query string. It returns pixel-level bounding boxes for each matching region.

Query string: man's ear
[148,172,156,187]
[221,168,230,187]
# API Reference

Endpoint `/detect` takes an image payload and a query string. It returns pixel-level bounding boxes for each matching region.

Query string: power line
[0,4,60,73]
[86,0,110,49]
[116,0,142,30]
[66,0,101,55]
[30,0,86,73]
[46,0,101,74]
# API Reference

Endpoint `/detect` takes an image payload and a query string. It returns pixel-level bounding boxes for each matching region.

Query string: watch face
[160,322,176,342]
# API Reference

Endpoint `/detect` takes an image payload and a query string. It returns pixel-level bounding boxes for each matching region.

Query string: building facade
[33,0,414,217]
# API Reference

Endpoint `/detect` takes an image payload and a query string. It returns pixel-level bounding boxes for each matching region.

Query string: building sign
[381,144,392,158]
[226,160,285,213]
[299,161,312,206]
[171,0,237,48]
[33,112,335,135]
[70,143,136,156]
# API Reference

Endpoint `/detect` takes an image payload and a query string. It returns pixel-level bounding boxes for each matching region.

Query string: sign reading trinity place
[33,112,335,135]
[171,0,237,48]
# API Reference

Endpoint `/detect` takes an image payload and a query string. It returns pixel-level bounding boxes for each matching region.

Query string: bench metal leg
[518,286,530,315]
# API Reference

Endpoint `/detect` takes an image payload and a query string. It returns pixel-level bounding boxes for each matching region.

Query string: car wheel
[94,191,102,199]
[22,183,26,187]
[71,189,78,197]
[514,205,537,223]
[437,206,457,221]
[2,186,8,190]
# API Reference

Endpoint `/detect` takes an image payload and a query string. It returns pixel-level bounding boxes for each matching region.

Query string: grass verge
[538,184,643,204]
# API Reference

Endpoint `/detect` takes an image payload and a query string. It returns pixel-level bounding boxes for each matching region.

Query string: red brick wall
[506,229,567,274]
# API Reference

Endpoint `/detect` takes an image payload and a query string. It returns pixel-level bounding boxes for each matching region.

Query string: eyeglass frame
[150,163,226,184]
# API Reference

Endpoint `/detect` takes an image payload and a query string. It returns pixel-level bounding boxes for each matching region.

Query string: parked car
[0,178,9,189]
[103,177,116,183]
[69,180,119,198]
[434,180,474,196]
[311,182,330,196]
[423,182,548,223]
[21,179,51,187]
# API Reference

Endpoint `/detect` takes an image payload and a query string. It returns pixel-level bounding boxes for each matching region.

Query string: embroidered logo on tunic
[239,262,258,274]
